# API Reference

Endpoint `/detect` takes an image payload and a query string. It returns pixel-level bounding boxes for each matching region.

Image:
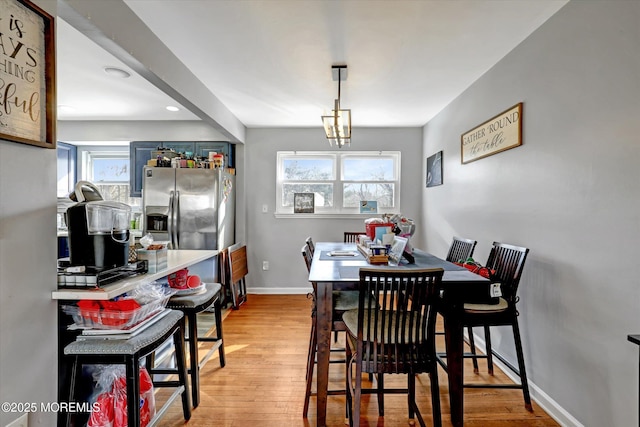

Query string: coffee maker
[66,181,131,269]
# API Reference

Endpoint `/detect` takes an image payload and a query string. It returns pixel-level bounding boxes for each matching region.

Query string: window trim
[276,150,401,216]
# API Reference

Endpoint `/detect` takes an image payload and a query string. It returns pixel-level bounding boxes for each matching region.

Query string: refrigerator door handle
[168,190,175,249]
[174,190,181,249]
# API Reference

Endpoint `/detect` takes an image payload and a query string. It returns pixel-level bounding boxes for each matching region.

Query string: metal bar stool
[154,283,226,408]
[63,310,191,427]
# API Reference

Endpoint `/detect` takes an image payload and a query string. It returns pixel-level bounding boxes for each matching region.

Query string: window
[82,150,140,208]
[276,151,400,215]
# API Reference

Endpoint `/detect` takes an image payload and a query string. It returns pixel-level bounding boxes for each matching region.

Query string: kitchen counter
[52,249,217,301]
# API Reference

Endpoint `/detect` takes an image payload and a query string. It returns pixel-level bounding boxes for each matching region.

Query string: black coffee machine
[66,182,131,269]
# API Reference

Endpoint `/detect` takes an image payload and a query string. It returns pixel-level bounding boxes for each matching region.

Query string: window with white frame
[83,150,140,208]
[276,151,400,214]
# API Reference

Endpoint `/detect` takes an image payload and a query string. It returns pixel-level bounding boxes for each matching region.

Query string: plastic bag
[87,365,156,427]
[126,281,173,305]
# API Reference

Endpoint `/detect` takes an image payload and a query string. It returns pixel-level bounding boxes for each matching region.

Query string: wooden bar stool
[159,283,226,408]
[63,310,191,427]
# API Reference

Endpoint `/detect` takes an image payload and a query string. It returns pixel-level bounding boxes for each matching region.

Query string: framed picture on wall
[0,0,56,149]
[426,151,443,187]
[294,192,315,213]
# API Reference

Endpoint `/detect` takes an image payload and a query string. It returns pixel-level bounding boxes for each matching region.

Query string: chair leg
[303,317,316,418]
[512,318,533,411]
[484,325,494,375]
[125,357,141,427]
[173,323,192,420]
[213,298,226,367]
[187,312,200,408]
[377,373,385,416]
[353,355,363,427]
[467,326,479,373]
[408,374,415,423]
[430,364,442,427]
[345,342,354,427]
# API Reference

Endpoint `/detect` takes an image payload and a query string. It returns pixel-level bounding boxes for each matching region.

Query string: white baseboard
[469,332,584,427]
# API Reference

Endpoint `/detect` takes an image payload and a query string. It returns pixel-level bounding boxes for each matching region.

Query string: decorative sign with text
[0,0,55,148]
[461,103,522,164]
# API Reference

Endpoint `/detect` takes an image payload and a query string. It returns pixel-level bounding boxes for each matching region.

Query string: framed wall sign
[294,192,315,213]
[426,150,443,187]
[461,102,522,164]
[0,0,56,148]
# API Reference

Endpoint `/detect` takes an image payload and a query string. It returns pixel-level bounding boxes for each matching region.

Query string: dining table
[308,241,490,427]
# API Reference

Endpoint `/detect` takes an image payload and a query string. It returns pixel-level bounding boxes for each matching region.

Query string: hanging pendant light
[321,65,351,148]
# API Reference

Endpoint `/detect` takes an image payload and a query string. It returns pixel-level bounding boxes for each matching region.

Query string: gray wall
[243,127,424,292]
[420,1,639,426]
[0,6,57,427]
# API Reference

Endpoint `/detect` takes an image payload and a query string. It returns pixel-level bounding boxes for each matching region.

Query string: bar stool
[63,309,191,427]
[158,283,226,408]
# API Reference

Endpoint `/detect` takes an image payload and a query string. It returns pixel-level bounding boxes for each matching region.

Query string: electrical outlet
[262,261,269,270]
[6,413,28,427]
[262,204,268,213]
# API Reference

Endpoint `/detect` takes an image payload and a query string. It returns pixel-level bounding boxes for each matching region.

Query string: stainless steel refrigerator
[142,167,235,250]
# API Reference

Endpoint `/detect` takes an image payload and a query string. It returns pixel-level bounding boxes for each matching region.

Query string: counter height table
[308,242,490,427]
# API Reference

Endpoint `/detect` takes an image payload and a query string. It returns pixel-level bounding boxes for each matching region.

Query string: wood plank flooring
[156,294,560,427]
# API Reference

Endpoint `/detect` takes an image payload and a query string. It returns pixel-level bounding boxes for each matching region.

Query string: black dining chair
[436,237,477,337]
[445,236,477,263]
[305,236,315,256]
[302,242,361,418]
[343,267,444,427]
[343,232,364,243]
[438,241,532,411]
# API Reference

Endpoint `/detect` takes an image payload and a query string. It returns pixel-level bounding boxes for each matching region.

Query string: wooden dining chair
[344,267,444,427]
[438,242,532,411]
[305,236,315,255]
[228,243,248,309]
[302,242,361,418]
[445,236,477,263]
[436,236,478,337]
[343,232,364,243]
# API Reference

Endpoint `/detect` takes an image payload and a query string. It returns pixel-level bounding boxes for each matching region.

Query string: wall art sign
[0,0,56,148]
[461,102,522,164]
[426,150,442,187]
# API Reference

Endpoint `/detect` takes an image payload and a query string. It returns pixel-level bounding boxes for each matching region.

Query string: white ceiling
[56,0,568,129]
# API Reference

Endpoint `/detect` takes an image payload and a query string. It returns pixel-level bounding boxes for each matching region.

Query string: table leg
[444,312,464,427]
[315,283,332,427]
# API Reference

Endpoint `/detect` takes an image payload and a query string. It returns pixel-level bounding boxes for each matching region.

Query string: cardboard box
[137,247,167,273]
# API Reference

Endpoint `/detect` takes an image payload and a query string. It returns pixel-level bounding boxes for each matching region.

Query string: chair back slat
[485,242,529,303]
[446,236,477,263]
[358,268,443,374]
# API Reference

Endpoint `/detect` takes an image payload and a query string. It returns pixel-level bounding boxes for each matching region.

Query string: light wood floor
[156,294,560,427]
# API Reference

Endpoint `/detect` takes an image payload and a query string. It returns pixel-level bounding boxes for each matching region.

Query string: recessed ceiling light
[166,106,180,112]
[103,66,131,78]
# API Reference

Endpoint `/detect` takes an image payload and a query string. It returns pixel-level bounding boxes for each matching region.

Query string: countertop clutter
[52,250,217,300]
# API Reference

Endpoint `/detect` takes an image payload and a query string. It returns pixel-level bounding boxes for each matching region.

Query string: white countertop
[52,249,217,301]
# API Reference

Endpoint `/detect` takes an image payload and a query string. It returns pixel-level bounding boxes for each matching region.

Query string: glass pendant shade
[322,99,351,148]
